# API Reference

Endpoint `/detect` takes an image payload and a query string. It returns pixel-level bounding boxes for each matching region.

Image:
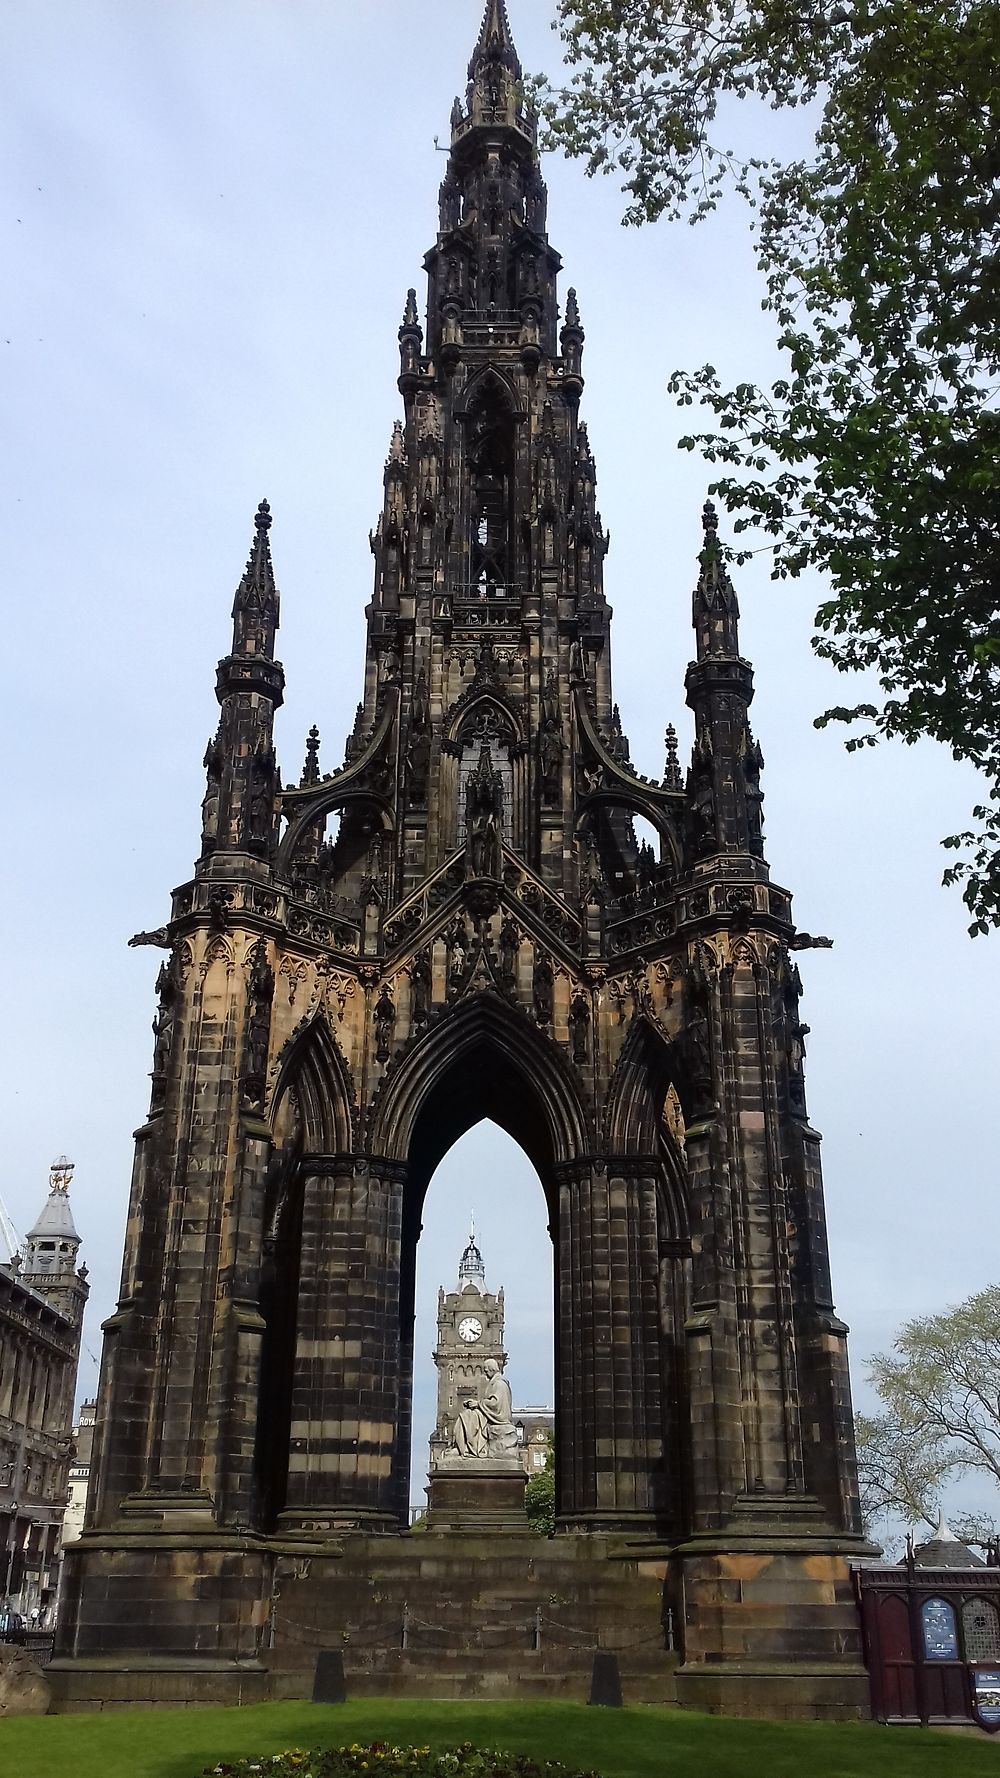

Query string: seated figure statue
[452,1357,518,1459]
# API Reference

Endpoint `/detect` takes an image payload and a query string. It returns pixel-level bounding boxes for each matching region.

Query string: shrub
[204,1742,601,1778]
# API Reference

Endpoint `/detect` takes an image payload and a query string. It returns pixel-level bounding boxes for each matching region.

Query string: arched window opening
[467,394,516,597]
[963,1598,1000,1662]
[409,1120,554,1525]
[632,814,661,888]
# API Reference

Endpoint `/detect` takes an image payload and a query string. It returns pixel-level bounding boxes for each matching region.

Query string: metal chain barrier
[272,1602,670,1656]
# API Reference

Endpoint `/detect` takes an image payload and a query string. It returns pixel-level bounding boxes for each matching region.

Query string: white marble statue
[452,1357,518,1459]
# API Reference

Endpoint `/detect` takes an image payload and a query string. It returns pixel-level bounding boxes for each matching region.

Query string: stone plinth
[425,1459,527,1531]
[673,1496,876,1719]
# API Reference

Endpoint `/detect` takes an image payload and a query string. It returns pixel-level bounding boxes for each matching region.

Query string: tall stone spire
[231,497,280,656]
[468,0,522,81]
[692,498,740,660]
[198,500,285,873]
[685,499,764,861]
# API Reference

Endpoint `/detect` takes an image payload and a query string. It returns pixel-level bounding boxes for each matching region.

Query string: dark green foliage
[537,1,1000,929]
[524,1434,556,1536]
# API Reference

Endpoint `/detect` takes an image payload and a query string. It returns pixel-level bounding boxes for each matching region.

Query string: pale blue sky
[2,2,996,1505]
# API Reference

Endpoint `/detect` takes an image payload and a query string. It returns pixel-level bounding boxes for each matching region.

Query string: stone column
[556,1161,663,1530]
[281,1158,403,1530]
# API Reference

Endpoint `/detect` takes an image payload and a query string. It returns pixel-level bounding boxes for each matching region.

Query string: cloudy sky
[3,1,997,1510]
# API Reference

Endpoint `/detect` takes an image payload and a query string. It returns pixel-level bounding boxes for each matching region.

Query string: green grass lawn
[0,1699,996,1778]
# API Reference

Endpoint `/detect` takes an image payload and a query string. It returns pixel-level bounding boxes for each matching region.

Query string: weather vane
[49,1154,75,1194]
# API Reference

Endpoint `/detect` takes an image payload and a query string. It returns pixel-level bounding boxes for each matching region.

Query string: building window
[963,1598,1000,1663]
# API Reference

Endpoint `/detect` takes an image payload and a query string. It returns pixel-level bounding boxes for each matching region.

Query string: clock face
[457,1316,483,1343]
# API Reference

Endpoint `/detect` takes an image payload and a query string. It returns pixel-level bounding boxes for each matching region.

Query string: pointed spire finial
[663,724,682,790]
[402,288,419,329]
[565,287,581,330]
[468,0,522,81]
[233,497,280,633]
[693,492,738,644]
[386,419,406,469]
[301,724,321,786]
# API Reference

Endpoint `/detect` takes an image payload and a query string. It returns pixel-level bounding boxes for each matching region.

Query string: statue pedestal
[424,1459,526,1532]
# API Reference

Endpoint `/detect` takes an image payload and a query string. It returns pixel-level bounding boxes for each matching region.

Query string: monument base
[672,1494,877,1719]
[425,1459,527,1531]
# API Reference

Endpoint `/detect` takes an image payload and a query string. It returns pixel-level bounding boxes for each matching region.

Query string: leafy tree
[524,1435,556,1536]
[537,1,1000,930]
[857,1284,1000,1546]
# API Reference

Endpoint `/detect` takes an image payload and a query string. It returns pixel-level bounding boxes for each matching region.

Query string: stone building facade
[0,1161,87,1620]
[54,2,874,1716]
[62,1401,97,1547]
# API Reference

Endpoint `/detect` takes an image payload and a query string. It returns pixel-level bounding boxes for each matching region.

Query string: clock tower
[428,1226,507,1472]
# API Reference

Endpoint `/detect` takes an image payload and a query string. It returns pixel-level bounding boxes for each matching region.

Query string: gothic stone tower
[56,1,873,1717]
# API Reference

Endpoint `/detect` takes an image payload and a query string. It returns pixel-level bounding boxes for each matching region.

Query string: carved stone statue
[465,745,503,879]
[409,951,432,1029]
[532,952,554,1028]
[150,954,180,1099]
[539,720,562,804]
[201,736,222,853]
[242,938,275,1105]
[452,1358,517,1459]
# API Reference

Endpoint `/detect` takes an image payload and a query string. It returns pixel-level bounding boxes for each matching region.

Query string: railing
[452,583,523,629]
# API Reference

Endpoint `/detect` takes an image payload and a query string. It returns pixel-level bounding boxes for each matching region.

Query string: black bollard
[312,1648,348,1704]
[588,1648,622,1707]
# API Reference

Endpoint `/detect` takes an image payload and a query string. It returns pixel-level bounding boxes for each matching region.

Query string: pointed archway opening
[408,1119,554,1522]
[371,995,582,1524]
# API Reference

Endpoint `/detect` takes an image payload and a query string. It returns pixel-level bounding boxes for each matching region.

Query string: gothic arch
[269,1011,356,1155]
[456,364,522,420]
[575,789,682,874]
[605,1012,682,1156]
[368,991,591,1199]
[278,787,395,878]
[446,687,523,748]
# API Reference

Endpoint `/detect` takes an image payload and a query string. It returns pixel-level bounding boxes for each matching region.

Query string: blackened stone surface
[589,1651,623,1708]
[313,1650,347,1705]
[63,0,875,1723]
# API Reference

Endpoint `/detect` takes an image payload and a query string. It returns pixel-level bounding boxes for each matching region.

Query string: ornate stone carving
[150,949,183,1109]
[373,983,396,1063]
[408,949,432,1029]
[242,937,274,1106]
[464,745,503,879]
[532,950,554,1028]
[569,990,591,1064]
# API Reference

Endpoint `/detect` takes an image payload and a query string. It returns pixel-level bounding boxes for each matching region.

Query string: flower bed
[205,1743,601,1778]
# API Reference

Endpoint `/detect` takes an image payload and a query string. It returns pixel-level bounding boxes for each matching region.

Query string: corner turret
[20,1155,88,1328]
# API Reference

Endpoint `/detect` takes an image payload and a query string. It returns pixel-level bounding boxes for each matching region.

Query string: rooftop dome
[458,1219,485,1287]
